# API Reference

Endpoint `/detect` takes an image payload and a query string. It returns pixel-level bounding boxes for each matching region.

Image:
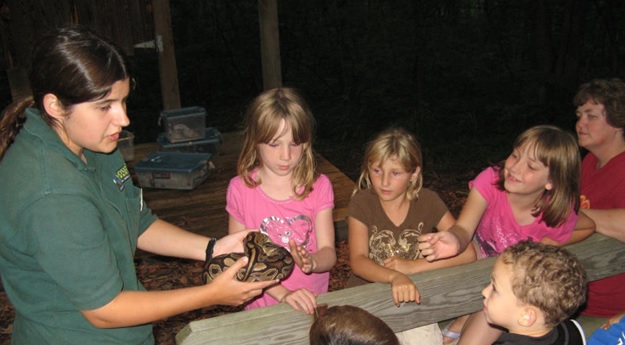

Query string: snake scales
[203,231,295,283]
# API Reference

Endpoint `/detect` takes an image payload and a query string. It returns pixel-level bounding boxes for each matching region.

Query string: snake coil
[203,232,295,283]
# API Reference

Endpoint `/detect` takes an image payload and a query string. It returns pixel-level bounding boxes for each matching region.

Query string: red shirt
[580,151,625,317]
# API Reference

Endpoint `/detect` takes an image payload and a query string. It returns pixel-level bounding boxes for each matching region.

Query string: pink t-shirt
[226,171,334,309]
[580,151,625,317]
[471,167,577,258]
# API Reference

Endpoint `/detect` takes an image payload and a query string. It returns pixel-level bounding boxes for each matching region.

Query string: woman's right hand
[418,231,461,261]
[208,256,278,306]
[389,272,420,307]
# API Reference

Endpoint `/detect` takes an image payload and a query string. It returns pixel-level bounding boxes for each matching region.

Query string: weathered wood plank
[175,233,625,345]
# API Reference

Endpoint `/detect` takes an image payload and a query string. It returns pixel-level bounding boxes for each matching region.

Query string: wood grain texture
[176,233,625,345]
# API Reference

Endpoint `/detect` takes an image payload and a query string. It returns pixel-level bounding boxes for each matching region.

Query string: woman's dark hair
[0,25,130,159]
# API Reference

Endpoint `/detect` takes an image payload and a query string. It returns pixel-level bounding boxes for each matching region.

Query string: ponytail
[0,97,35,160]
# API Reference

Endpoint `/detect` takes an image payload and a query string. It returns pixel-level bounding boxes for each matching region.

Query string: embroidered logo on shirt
[113,165,130,191]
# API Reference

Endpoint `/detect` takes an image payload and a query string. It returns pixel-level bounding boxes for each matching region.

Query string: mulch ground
[0,170,470,345]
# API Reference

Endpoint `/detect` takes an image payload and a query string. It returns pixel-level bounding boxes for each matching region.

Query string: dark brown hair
[0,25,130,160]
[573,78,625,138]
[309,305,399,345]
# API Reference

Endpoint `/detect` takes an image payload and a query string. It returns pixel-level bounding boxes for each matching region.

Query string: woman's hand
[213,229,257,257]
[418,231,462,261]
[209,256,278,306]
[280,288,318,315]
[389,272,420,307]
[289,239,314,273]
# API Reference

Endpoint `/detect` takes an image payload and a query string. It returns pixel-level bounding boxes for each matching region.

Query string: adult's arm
[81,257,277,328]
[137,219,249,260]
[581,209,625,242]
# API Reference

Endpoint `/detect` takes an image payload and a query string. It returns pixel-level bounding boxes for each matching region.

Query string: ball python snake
[203,231,295,283]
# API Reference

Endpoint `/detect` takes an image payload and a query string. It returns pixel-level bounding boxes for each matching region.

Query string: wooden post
[152,0,181,109]
[258,0,282,90]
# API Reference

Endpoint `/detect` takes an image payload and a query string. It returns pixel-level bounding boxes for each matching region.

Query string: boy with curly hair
[481,241,587,344]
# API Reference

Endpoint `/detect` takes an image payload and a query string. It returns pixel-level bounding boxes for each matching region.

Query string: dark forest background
[1,0,624,179]
[122,0,625,180]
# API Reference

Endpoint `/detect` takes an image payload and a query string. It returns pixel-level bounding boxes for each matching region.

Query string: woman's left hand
[214,229,256,257]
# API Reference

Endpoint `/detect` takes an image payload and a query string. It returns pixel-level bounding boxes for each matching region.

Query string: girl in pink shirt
[419,125,595,343]
[226,87,336,315]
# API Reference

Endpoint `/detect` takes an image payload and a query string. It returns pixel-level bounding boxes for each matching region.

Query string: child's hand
[280,288,318,314]
[383,256,412,275]
[600,311,625,330]
[389,272,420,307]
[209,256,279,306]
[418,232,461,261]
[289,239,314,273]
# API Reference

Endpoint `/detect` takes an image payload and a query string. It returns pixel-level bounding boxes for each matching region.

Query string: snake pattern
[203,231,295,283]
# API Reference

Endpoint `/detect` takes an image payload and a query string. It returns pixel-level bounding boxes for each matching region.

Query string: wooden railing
[176,233,625,345]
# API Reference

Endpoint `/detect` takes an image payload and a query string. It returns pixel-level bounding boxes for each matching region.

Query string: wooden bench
[175,233,625,345]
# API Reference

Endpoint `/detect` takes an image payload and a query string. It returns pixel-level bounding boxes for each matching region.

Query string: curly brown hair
[500,241,587,328]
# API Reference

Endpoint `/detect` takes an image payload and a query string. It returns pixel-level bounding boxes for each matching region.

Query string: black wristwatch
[205,238,217,263]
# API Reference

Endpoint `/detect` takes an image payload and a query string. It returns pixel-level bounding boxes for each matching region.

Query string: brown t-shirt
[346,188,449,288]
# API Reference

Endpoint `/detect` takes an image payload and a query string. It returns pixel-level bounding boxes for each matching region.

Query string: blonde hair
[237,87,317,200]
[354,128,423,200]
[496,125,581,227]
[309,305,399,345]
[501,241,587,328]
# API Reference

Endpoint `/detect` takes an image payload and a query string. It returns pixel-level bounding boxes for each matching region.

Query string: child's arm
[384,211,477,275]
[290,208,336,273]
[228,215,247,234]
[348,217,420,306]
[264,284,318,315]
[600,310,625,330]
[565,210,595,244]
[541,211,596,246]
[419,188,488,261]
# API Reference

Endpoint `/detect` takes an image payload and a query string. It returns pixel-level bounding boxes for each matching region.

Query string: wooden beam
[152,0,181,109]
[175,233,625,345]
[258,0,282,89]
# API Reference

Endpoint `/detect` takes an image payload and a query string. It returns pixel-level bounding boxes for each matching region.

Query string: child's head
[482,241,587,334]
[309,305,399,345]
[238,87,317,199]
[496,125,581,227]
[573,78,625,136]
[355,128,423,200]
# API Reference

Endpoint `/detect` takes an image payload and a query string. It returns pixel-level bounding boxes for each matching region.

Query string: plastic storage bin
[117,130,135,161]
[160,106,207,143]
[134,152,212,190]
[156,127,222,157]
